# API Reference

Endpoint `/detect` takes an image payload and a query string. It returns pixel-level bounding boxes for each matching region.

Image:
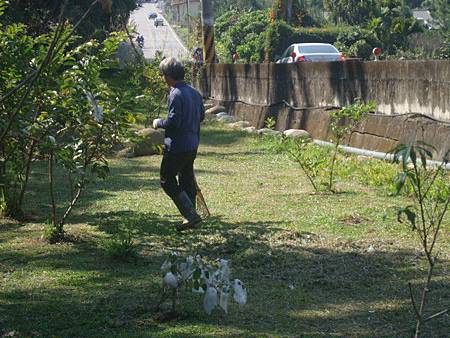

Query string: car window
[282,46,294,60]
[281,47,290,58]
[299,45,339,54]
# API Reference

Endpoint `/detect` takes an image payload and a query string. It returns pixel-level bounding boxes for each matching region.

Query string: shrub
[328,99,375,192]
[335,27,380,59]
[104,230,139,261]
[263,135,332,192]
[215,9,270,63]
[264,22,354,61]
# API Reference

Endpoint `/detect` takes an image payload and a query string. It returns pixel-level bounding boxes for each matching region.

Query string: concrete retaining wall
[195,61,450,158]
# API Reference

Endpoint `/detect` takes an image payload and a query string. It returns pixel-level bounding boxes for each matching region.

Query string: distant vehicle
[154,18,164,27]
[277,43,343,63]
[136,35,144,48]
[148,12,157,19]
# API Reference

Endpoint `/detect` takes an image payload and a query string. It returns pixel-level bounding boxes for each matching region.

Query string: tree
[0,0,142,241]
[323,0,378,25]
[213,0,269,18]
[404,0,426,7]
[424,0,450,31]
[1,0,136,40]
[270,0,316,26]
[368,0,422,54]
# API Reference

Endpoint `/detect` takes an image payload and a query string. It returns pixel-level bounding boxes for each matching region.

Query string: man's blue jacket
[156,82,205,153]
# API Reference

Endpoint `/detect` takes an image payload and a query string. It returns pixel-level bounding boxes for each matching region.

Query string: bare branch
[424,308,448,322]
[408,282,421,320]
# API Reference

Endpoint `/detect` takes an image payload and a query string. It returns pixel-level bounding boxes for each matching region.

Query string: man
[153,57,204,231]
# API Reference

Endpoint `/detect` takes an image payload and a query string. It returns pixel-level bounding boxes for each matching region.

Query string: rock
[204,103,215,110]
[226,121,251,129]
[218,115,236,123]
[283,129,311,140]
[116,42,143,69]
[243,126,257,133]
[257,128,282,136]
[216,112,229,118]
[132,128,165,156]
[206,105,226,115]
[116,147,133,158]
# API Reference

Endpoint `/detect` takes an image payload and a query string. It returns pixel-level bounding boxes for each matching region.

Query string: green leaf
[91,163,109,180]
[193,268,201,280]
[442,148,450,164]
[397,206,417,230]
[37,112,49,121]
[395,172,407,195]
[410,147,417,167]
[193,280,200,290]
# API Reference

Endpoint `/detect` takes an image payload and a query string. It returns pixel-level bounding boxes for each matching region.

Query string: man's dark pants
[160,149,197,206]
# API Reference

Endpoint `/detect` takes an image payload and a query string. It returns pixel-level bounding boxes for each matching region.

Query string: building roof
[412,10,433,22]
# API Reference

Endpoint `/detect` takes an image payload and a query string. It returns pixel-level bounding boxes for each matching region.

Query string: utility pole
[201,0,216,63]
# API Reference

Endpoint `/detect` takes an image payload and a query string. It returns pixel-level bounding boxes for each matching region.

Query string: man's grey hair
[159,57,185,81]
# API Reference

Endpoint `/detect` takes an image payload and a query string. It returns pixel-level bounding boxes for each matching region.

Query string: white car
[277,43,343,63]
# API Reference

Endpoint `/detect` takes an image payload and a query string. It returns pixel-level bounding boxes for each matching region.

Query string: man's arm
[154,92,183,130]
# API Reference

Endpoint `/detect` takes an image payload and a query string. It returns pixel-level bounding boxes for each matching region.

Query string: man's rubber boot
[173,191,202,231]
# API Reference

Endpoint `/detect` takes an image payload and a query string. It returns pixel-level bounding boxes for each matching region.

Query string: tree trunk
[17,140,36,212]
[201,0,216,63]
[286,0,293,23]
[48,151,57,230]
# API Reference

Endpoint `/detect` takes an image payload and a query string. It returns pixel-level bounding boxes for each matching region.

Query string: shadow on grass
[21,152,226,225]
[1,208,448,337]
[2,124,449,337]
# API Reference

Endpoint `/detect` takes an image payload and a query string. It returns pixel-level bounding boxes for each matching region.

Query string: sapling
[158,253,247,315]
[328,99,375,192]
[264,116,276,130]
[392,141,449,337]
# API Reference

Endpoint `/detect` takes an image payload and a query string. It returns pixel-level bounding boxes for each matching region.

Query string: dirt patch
[339,213,371,226]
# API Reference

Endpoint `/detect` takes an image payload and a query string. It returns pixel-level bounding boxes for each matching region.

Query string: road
[129,2,189,60]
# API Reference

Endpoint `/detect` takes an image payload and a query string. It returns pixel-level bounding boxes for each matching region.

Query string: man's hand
[152,118,163,129]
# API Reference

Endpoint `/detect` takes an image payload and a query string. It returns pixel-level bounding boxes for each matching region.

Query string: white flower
[219,259,230,280]
[219,290,229,313]
[163,272,178,289]
[203,287,218,315]
[233,279,247,305]
[192,286,205,294]
[179,262,193,281]
[160,260,171,271]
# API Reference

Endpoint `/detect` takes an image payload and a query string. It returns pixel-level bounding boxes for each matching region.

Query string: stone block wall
[195,61,450,158]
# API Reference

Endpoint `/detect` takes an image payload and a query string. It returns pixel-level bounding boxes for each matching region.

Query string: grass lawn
[0,123,449,337]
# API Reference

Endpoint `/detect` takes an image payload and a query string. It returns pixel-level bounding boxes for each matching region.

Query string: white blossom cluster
[161,253,247,315]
